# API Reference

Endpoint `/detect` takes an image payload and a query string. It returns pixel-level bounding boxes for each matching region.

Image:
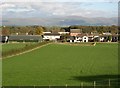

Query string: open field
[2,43,118,86]
[2,43,37,52]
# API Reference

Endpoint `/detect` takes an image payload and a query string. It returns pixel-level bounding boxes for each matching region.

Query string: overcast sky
[1,0,119,18]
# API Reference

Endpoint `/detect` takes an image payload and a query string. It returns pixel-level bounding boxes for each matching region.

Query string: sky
[1,0,119,18]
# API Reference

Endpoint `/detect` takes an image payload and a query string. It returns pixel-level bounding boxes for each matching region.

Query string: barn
[8,35,43,43]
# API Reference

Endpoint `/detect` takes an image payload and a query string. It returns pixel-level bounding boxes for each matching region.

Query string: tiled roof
[44,33,60,36]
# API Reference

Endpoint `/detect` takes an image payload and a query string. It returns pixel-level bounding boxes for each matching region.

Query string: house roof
[9,35,42,41]
[99,34,118,37]
[103,32,112,35]
[44,33,60,36]
[70,29,81,33]
[76,33,88,37]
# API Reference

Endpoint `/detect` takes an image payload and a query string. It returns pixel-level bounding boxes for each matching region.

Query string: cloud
[1,2,118,18]
[1,2,35,12]
[6,8,35,12]
[0,3,16,9]
[2,0,119,2]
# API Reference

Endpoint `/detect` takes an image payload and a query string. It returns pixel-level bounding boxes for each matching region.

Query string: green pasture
[2,43,37,52]
[2,43,118,86]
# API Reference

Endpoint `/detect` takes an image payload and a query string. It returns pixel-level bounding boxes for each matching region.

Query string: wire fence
[1,78,120,88]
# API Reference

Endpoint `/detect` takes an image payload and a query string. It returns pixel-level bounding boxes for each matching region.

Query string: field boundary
[54,42,96,46]
[2,42,118,59]
[2,43,52,59]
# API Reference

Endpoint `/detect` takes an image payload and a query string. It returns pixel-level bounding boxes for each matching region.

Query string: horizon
[2,2,118,18]
[1,0,119,26]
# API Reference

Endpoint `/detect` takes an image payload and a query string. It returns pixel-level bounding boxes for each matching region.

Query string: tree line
[69,25,118,34]
[1,25,118,36]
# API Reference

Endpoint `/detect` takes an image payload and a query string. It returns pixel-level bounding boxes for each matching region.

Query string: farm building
[70,29,82,33]
[111,35,118,42]
[8,35,43,42]
[99,34,118,42]
[43,33,61,41]
[70,34,89,43]
[58,32,69,35]
[88,35,94,42]
[70,29,81,37]
[82,36,88,42]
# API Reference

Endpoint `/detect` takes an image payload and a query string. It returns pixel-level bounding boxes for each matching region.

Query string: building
[70,34,89,43]
[99,34,118,42]
[70,29,81,37]
[0,36,9,43]
[43,32,51,34]
[82,36,88,42]
[43,33,61,41]
[58,32,69,35]
[8,35,43,42]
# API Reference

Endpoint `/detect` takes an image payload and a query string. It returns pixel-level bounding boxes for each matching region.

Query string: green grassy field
[2,43,118,86]
[2,43,37,52]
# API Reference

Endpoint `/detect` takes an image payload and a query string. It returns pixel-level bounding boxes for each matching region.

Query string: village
[43,29,118,43]
[1,28,118,43]
[1,0,119,87]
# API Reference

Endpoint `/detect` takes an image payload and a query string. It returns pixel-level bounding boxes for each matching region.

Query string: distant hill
[2,16,118,26]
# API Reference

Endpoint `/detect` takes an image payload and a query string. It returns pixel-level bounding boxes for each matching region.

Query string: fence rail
[1,79,120,88]
[1,86,120,88]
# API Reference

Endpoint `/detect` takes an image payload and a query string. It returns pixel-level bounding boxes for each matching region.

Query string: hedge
[2,41,51,58]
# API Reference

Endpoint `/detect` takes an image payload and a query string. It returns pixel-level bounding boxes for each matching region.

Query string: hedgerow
[2,41,51,58]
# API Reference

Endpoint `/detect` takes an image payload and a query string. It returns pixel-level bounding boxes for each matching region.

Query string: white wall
[82,36,88,42]
[70,36,88,43]
[58,32,69,34]
[75,37,82,42]
[5,36,9,42]
[43,35,60,40]
[70,40,72,43]
[99,37,104,42]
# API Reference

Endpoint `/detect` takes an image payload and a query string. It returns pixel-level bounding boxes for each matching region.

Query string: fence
[1,78,120,88]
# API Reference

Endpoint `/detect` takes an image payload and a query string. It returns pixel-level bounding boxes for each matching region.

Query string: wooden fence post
[66,84,67,88]
[109,79,111,87]
[49,85,51,88]
[93,81,96,88]
[81,82,83,88]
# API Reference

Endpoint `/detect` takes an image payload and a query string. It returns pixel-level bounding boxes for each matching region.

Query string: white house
[94,35,99,38]
[58,32,69,35]
[99,37,104,42]
[75,37,82,42]
[88,35,94,42]
[43,33,61,40]
[43,32,51,34]
[70,34,89,43]
[82,36,88,42]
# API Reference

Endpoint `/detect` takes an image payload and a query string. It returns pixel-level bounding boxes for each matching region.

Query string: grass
[2,43,37,52]
[2,43,118,86]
